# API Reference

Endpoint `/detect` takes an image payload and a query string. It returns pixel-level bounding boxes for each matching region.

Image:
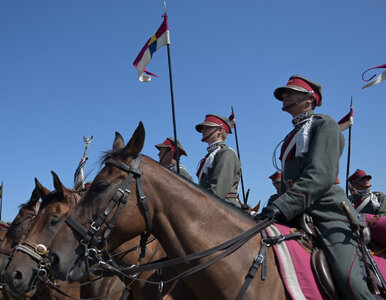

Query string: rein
[61,154,286,299]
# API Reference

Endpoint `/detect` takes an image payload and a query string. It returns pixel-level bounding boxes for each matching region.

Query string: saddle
[296,213,339,300]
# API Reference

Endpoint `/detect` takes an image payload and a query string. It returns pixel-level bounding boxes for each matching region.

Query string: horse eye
[93,181,109,193]
[49,215,60,226]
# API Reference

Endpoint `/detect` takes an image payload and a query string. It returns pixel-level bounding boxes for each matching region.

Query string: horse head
[4,172,80,294]
[0,184,42,273]
[49,122,149,282]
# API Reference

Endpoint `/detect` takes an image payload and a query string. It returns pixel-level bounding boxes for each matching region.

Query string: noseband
[65,154,153,267]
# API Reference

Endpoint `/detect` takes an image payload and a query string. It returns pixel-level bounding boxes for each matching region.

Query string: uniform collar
[292,110,314,127]
[207,141,224,153]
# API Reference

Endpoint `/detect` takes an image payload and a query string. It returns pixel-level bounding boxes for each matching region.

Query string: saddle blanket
[266,223,323,300]
[266,222,386,300]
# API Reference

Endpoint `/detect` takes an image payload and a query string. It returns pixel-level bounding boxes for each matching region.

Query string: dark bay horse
[49,123,287,299]
[6,172,196,300]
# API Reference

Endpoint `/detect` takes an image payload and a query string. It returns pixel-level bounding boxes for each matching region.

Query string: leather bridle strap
[65,155,147,252]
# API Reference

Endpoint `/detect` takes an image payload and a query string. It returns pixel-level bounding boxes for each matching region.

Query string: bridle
[12,192,80,291]
[0,204,41,267]
[65,154,153,272]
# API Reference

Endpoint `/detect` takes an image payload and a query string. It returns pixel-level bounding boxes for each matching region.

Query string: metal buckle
[91,222,100,231]
[35,244,48,256]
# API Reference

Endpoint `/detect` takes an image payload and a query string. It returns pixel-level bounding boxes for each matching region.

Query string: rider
[195,114,241,208]
[261,74,374,299]
[348,169,386,215]
[155,137,193,181]
[266,171,282,206]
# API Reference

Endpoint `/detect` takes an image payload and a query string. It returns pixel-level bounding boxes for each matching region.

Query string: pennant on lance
[338,106,353,131]
[133,14,170,82]
[361,63,386,89]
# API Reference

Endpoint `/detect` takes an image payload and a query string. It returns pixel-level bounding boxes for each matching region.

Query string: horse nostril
[49,251,60,270]
[12,269,24,285]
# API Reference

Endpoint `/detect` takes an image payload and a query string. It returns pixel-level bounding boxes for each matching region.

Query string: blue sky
[1,0,385,221]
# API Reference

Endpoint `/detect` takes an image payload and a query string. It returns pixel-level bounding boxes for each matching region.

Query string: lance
[345,98,353,197]
[164,2,180,174]
[0,181,3,221]
[74,135,93,190]
[230,106,249,206]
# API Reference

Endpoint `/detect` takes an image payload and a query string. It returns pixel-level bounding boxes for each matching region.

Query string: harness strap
[113,219,274,276]
[235,230,269,300]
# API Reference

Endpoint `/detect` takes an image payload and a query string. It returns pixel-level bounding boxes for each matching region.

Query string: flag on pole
[133,14,170,82]
[74,157,88,190]
[228,111,236,128]
[0,182,3,200]
[338,106,353,131]
[361,63,386,89]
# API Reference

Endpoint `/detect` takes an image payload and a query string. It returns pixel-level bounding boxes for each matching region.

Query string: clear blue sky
[1,0,385,221]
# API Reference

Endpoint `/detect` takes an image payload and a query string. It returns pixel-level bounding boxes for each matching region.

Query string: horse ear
[30,185,41,205]
[51,171,66,199]
[123,122,145,158]
[34,177,50,202]
[113,132,125,151]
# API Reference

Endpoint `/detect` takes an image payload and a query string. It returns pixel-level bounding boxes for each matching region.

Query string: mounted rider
[266,171,282,206]
[261,75,374,299]
[155,137,193,181]
[195,114,241,208]
[348,169,386,215]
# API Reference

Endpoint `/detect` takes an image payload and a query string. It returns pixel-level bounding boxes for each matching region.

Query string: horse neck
[142,158,257,257]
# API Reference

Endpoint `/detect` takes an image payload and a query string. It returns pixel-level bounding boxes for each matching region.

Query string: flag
[0,182,3,199]
[229,111,236,128]
[133,14,170,82]
[338,106,353,131]
[361,63,386,89]
[74,157,88,189]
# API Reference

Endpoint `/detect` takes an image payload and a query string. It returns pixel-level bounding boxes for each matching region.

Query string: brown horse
[49,123,287,300]
[6,172,196,300]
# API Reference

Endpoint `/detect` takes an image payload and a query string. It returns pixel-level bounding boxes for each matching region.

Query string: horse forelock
[99,148,125,167]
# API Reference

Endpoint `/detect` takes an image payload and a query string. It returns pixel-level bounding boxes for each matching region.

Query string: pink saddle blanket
[266,223,324,300]
[266,222,386,300]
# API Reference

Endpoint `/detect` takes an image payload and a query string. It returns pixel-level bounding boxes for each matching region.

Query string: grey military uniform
[272,111,373,300]
[267,193,280,207]
[349,191,386,216]
[198,141,241,208]
[168,162,193,181]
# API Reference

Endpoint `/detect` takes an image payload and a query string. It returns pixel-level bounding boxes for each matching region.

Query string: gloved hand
[261,205,283,221]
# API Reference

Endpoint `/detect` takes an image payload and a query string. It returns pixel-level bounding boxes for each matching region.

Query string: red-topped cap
[348,169,372,183]
[269,171,282,183]
[274,75,322,106]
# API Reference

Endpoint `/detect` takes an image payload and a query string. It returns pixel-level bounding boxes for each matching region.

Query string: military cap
[195,114,232,134]
[348,169,372,183]
[155,137,187,157]
[274,74,323,106]
[269,171,282,183]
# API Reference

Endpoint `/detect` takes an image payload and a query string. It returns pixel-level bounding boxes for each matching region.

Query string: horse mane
[145,155,255,220]
[99,148,254,220]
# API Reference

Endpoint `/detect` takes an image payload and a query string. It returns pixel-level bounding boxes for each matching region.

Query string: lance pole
[231,106,248,205]
[345,97,353,197]
[164,2,180,174]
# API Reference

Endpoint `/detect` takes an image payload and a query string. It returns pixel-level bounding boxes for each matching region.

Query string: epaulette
[313,114,324,119]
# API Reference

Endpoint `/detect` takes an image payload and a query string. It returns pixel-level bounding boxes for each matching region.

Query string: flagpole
[0,181,3,221]
[345,97,353,197]
[231,106,248,206]
[164,2,180,173]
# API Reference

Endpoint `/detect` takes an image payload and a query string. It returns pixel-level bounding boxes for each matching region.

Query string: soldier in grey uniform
[266,171,282,206]
[195,114,241,208]
[261,75,374,299]
[155,137,193,181]
[348,169,386,215]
